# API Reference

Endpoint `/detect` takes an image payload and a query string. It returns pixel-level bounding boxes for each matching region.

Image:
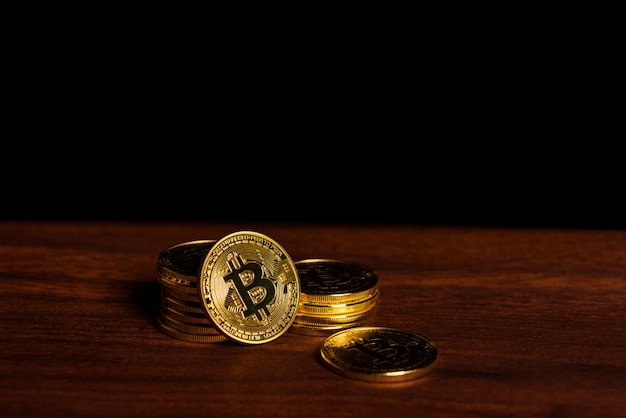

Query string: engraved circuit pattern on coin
[319,327,438,382]
[198,231,300,344]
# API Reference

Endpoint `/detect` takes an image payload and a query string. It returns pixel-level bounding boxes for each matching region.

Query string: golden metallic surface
[319,327,438,383]
[161,289,206,314]
[295,259,378,305]
[294,301,378,326]
[198,231,300,345]
[156,315,228,343]
[160,305,214,325]
[159,310,222,335]
[161,286,203,303]
[156,270,198,295]
[155,240,228,342]
[298,290,380,315]
[157,240,217,282]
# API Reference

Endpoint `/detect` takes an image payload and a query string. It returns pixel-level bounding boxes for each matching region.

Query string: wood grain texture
[1,221,625,418]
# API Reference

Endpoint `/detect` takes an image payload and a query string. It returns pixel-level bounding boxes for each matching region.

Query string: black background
[4,24,621,229]
[4,120,622,229]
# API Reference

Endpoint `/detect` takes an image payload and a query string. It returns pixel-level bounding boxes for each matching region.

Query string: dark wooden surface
[1,221,625,418]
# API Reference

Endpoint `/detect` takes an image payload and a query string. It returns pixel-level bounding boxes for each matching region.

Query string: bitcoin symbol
[223,253,276,321]
[348,337,410,366]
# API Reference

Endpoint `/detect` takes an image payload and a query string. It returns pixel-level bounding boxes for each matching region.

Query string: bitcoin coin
[298,289,380,315]
[161,289,206,314]
[156,271,198,295]
[295,259,378,305]
[319,327,438,382]
[157,240,217,294]
[161,286,203,303]
[293,300,378,326]
[160,304,214,325]
[156,315,228,343]
[198,231,300,345]
[157,240,217,280]
[159,309,223,335]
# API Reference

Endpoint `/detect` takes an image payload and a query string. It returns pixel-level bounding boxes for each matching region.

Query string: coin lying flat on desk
[198,231,300,345]
[319,327,438,382]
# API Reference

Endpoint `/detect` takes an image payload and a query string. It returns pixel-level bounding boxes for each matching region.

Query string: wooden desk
[1,221,625,417]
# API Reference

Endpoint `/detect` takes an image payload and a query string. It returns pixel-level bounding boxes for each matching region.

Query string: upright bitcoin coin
[198,231,300,344]
[319,327,438,382]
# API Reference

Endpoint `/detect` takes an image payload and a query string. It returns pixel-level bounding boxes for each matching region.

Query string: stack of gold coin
[155,240,228,343]
[289,259,380,336]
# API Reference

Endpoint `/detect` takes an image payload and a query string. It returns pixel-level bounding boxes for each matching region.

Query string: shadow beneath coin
[132,280,161,324]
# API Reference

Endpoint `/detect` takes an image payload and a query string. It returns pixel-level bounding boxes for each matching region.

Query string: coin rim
[155,315,228,343]
[295,258,379,304]
[198,230,301,345]
[298,289,380,315]
[318,326,438,383]
[157,239,217,282]
[294,300,379,326]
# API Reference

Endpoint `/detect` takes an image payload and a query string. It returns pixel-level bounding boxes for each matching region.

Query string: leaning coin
[319,327,438,383]
[198,231,300,345]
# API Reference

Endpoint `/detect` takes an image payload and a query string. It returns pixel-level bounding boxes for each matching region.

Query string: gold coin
[161,289,205,314]
[157,239,217,282]
[156,315,228,343]
[294,300,378,326]
[159,310,222,335]
[156,270,198,295]
[198,231,300,345]
[160,304,214,325]
[319,327,438,383]
[298,289,380,315]
[295,259,378,305]
[161,285,202,303]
